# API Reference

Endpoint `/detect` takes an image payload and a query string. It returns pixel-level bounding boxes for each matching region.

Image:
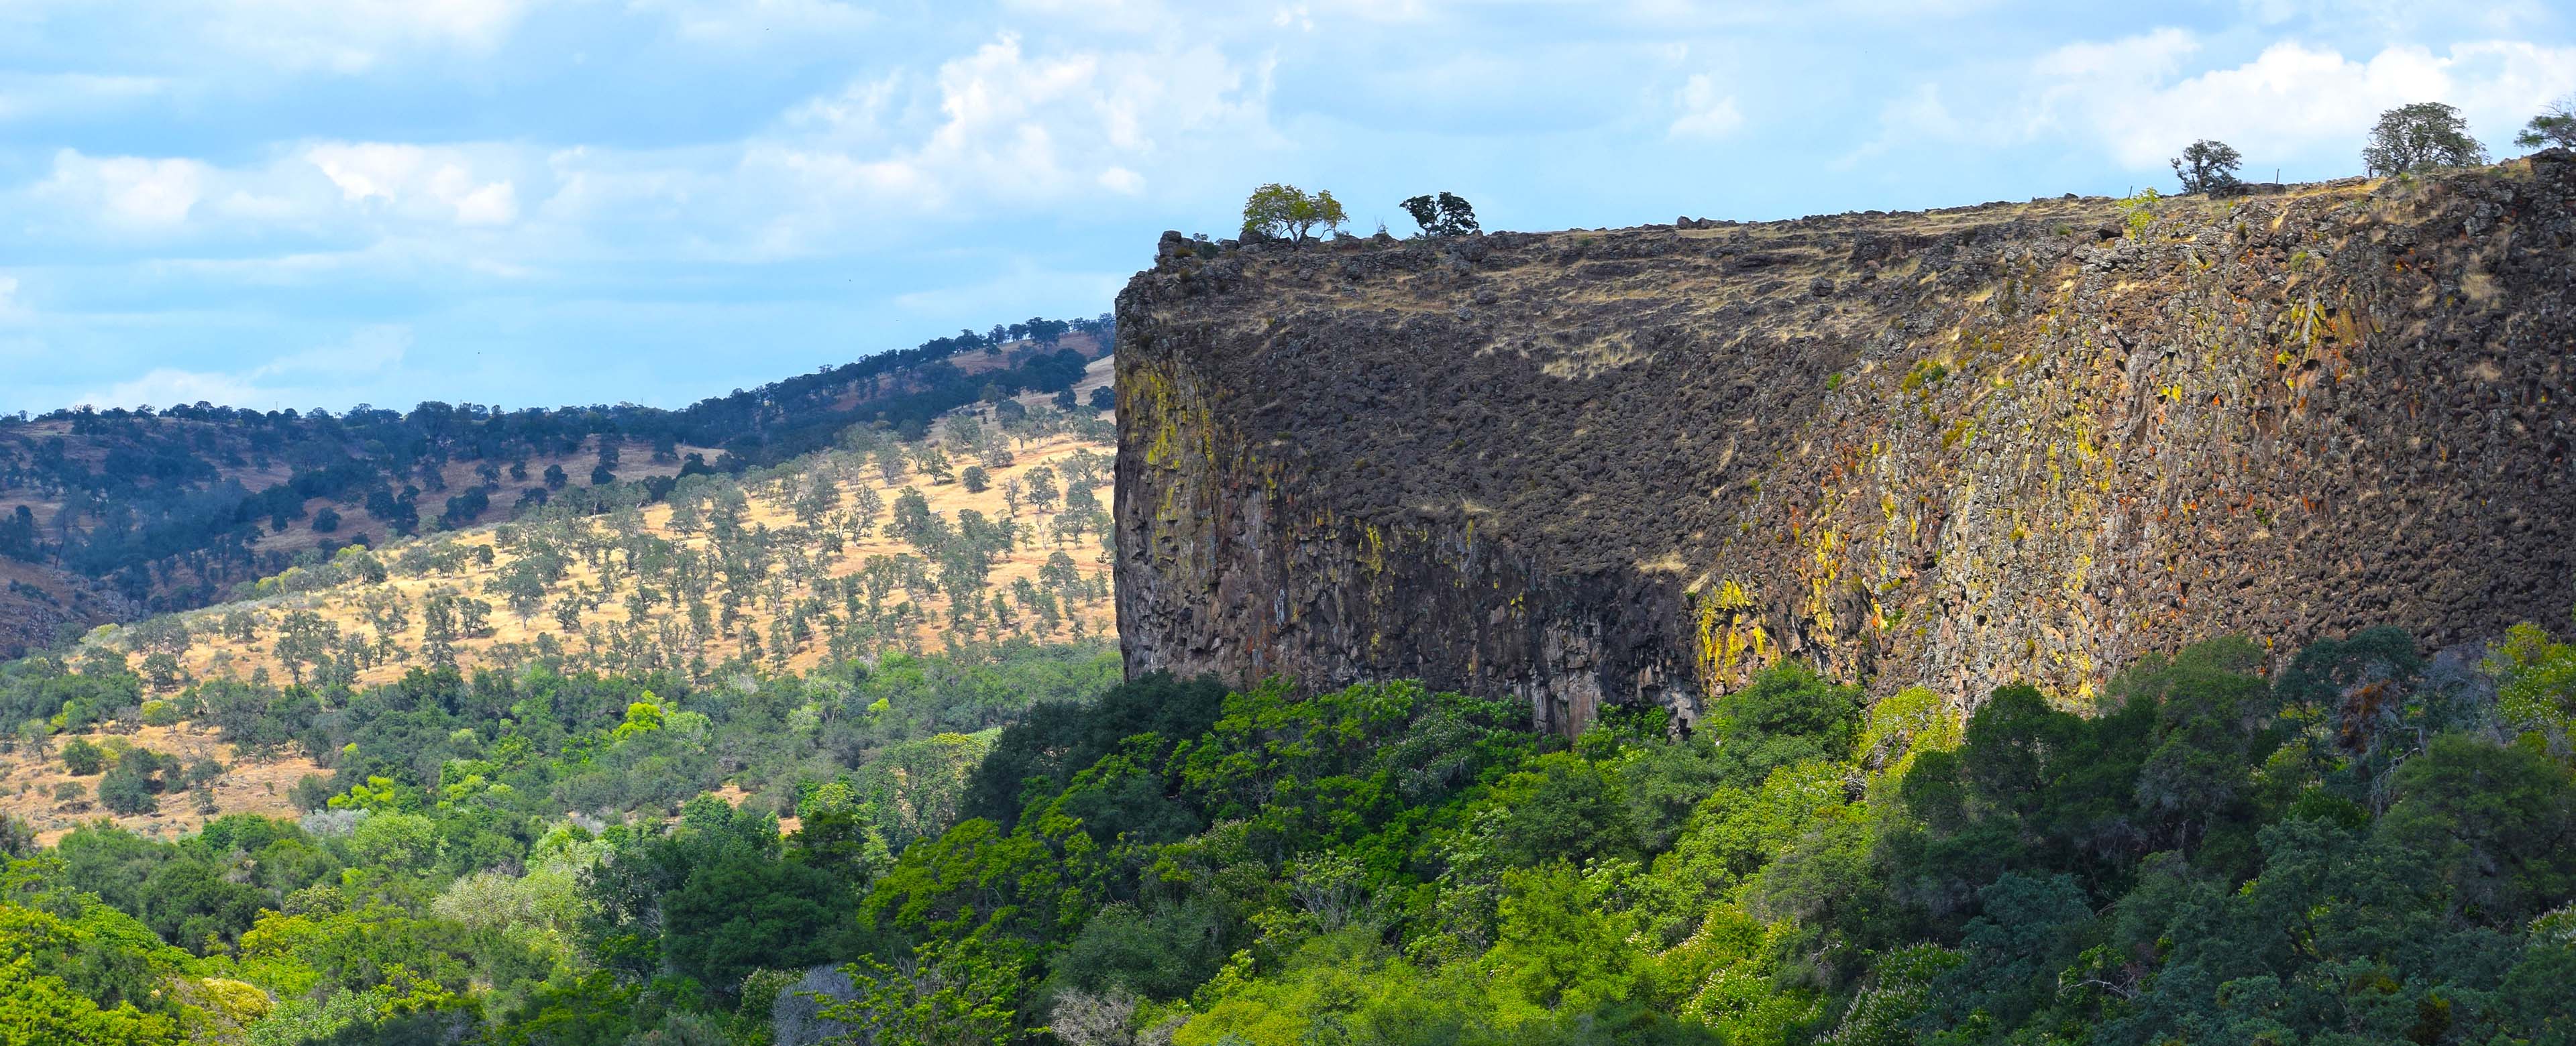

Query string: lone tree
[2363,102,2488,176]
[1241,184,1347,244]
[2169,139,2243,193]
[2517,95,2576,151]
[1401,192,1482,237]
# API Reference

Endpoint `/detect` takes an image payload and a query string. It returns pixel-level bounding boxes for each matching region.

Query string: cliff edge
[1116,154,2576,732]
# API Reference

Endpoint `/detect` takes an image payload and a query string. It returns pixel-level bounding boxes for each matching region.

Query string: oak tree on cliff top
[2363,102,2488,176]
[1402,191,1483,237]
[2520,95,2576,151]
[1242,183,1347,243]
[2169,139,2242,194]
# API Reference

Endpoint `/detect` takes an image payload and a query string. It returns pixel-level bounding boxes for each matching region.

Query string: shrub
[2116,187,2161,236]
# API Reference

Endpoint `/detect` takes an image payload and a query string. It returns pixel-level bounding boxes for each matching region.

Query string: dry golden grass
[109,428,1120,689]
[0,723,324,847]
[0,434,722,632]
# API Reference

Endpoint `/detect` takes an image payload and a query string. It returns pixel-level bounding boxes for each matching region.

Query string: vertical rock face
[1116,156,2576,733]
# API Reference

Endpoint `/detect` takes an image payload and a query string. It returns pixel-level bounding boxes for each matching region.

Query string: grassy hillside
[73,404,1116,693]
[0,319,1112,654]
[0,721,323,846]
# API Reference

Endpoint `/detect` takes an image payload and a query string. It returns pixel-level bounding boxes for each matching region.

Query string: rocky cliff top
[1116,154,2576,730]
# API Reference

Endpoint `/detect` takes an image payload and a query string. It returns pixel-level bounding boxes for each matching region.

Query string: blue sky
[1,0,2569,416]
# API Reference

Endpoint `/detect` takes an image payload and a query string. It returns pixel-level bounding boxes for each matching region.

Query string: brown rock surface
[1115,155,2576,732]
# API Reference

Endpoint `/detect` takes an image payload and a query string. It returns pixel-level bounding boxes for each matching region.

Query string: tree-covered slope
[753,624,2576,1045]
[8,612,2573,1045]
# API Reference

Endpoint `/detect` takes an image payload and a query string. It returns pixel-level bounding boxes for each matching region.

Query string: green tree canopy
[2169,139,2243,193]
[1401,192,1482,237]
[2363,102,2489,175]
[2518,95,2576,151]
[1241,183,1348,244]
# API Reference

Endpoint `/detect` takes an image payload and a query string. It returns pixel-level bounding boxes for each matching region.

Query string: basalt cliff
[1114,153,2576,732]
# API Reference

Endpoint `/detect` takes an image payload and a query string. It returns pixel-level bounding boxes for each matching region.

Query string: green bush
[98,760,159,816]
[60,736,104,776]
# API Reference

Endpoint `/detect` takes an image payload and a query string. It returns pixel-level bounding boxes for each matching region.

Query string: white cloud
[629,0,877,47]
[307,143,523,226]
[999,0,1187,34]
[23,143,529,243]
[84,368,269,411]
[1098,166,1146,193]
[0,276,23,323]
[446,31,1279,262]
[451,182,521,226]
[1,17,1263,277]
[1837,82,1965,168]
[2235,0,2550,38]
[718,34,1271,253]
[1842,32,2576,176]
[310,143,416,202]
[202,0,539,72]
[258,325,413,378]
[37,152,207,227]
[887,264,1127,317]
[0,72,165,121]
[1669,74,1743,139]
[77,325,414,410]
[2031,34,2576,170]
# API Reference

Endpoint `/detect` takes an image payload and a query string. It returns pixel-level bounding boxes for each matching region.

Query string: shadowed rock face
[1115,153,2576,734]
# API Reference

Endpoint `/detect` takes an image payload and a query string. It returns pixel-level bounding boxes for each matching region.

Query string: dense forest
[0,314,1111,626]
[5,607,2574,1045]
[0,636,1120,1045]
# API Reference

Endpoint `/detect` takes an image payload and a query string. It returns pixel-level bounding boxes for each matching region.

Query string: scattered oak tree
[2169,139,2243,193]
[1241,183,1347,244]
[61,736,105,776]
[2363,102,2489,176]
[2518,95,2576,151]
[1401,192,1482,237]
[98,748,172,816]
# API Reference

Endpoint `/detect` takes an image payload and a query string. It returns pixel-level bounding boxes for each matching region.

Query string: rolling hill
[2,343,1119,843]
[0,318,1113,655]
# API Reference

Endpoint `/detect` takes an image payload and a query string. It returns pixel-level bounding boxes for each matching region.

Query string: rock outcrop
[1115,154,2576,732]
